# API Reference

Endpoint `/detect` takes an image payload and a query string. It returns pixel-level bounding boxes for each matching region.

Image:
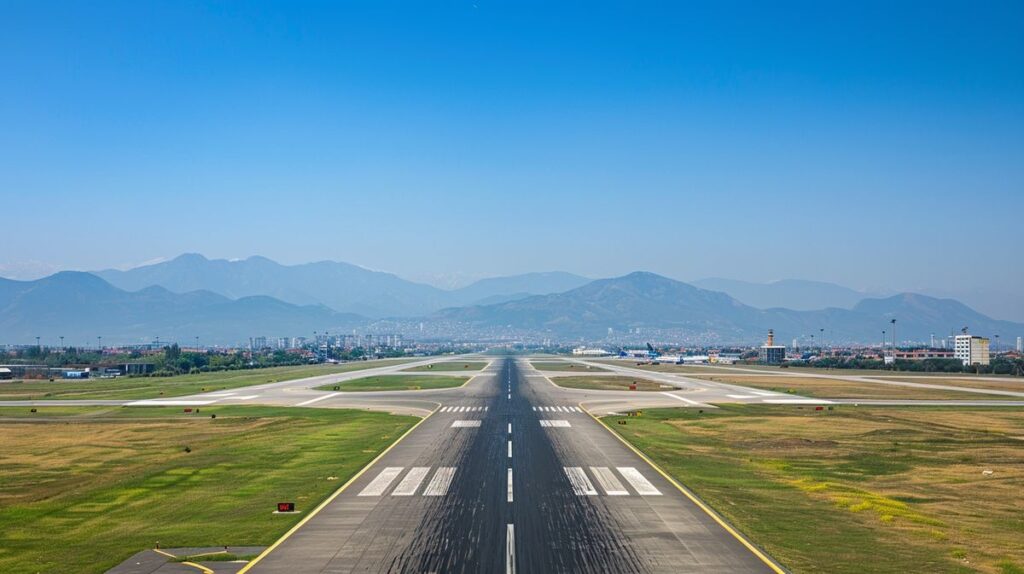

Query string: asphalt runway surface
[241,358,776,573]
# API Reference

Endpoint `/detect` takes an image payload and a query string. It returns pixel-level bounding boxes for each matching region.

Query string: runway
[239,358,777,573]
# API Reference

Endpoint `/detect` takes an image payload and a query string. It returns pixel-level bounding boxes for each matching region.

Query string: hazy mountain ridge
[94,254,591,317]
[0,272,363,346]
[690,277,885,311]
[437,272,1024,344]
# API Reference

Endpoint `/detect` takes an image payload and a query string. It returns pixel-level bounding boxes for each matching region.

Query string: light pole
[59,336,64,350]
[97,336,102,352]
[35,336,41,351]
[819,328,825,354]
[882,330,886,349]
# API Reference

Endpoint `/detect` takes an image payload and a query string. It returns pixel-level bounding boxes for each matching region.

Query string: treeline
[790,356,1024,376]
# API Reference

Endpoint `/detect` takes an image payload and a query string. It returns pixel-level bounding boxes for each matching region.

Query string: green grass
[0,405,418,574]
[316,374,469,392]
[550,375,668,391]
[530,361,608,372]
[0,359,415,401]
[403,361,488,372]
[602,405,1024,574]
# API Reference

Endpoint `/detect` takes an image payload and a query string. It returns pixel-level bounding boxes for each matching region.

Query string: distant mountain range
[0,272,361,346]
[690,278,886,311]
[1,255,1021,346]
[437,272,1024,344]
[94,254,590,318]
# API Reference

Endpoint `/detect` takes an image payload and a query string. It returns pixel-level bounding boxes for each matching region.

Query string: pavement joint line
[236,407,437,573]
[294,392,342,407]
[580,402,788,574]
[660,391,700,405]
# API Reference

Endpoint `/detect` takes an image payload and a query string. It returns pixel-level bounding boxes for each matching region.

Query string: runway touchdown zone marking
[539,420,571,427]
[564,467,598,496]
[451,420,482,428]
[357,467,457,497]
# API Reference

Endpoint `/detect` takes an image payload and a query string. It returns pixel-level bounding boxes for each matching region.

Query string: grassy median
[0,405,418,573]
[530,361,608,372]
[603,405,1024,574]
[693,375,1019,401]
[0,359,415,401]
[403,361,489,372]
[550,375,668,391]
[316,374,469,392]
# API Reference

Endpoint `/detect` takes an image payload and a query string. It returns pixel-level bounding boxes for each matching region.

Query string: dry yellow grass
[698,375,1018,400]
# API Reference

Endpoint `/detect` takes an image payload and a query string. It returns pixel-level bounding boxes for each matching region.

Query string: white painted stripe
[506,524,516,574]
[422,467,456,496]
[126,399,216,406]
[508,393,511,400]
[458,406,467,412]
[532,406,537,412]
[507,440,512,458]
[507,468,514,502]
[231,394,259,400]
[590,466,629,495]
[762,398,835,404]
[508,422,512,434]
[295,392,341,407]
[564,467,598,495]
[358,467,404,496]
[539,420,571,428]
[392,467,430,496]
[451,420,482,428]
[617,467,662,495]
[750,390,776,396]
[660,392,699,405]
[485,406,489,411]
[205,392,236,397]
[727,394,757,399]
[572,406,582,413]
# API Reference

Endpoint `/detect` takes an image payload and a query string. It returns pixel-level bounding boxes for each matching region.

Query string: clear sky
[2,1,1022,296]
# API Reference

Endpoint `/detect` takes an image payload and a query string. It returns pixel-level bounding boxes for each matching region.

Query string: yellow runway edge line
[581,404,788,574]
[236,408,438,573]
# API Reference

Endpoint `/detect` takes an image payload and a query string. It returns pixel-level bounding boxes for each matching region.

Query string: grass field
[695,375,1019,401]
[316,374,469,392]
[0,359,416,401]
[0,405,418,574]
[530,361,608,372]
[549,375,669,392]
[603,405,1024,574]
[875,377,1024,393]
[403,361,489,372]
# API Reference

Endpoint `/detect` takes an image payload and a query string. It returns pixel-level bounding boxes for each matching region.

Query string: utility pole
[97,336,102,352]
[59,336,64,350]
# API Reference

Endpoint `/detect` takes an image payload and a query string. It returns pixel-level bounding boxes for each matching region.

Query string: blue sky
[1,1,1022,298]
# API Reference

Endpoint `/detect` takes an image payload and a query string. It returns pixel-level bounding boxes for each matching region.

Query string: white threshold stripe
[660,392,699,405]
[358,467,404,496]
[763,398,835,404]
[423,467,456,496]
[127,399,216,406]
[507,468,514,502]
[590,466,629,495]
[506,524,516,574]
[452,420,482,428]
[564,467,598,496]
[392,467,430,496]
[295,392,341,407]
[617,467,662,495]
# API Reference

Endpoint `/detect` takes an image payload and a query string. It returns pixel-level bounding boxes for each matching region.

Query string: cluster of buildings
[755,328,1002,367]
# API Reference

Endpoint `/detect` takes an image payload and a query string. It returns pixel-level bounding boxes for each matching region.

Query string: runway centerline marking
[358,467,404,496]
[506,524,516,574]
[507,422,512,434]
[507,440,512,458]
[507,468,514,502]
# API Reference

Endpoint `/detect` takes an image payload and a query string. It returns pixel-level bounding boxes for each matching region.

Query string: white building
[1017,336,1023,353]
[954,334,990,366]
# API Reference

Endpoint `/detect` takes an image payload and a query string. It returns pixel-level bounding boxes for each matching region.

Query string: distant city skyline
[2,2,1021,304]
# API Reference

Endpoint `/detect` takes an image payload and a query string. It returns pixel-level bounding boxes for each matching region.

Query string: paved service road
[241,358,778,574]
